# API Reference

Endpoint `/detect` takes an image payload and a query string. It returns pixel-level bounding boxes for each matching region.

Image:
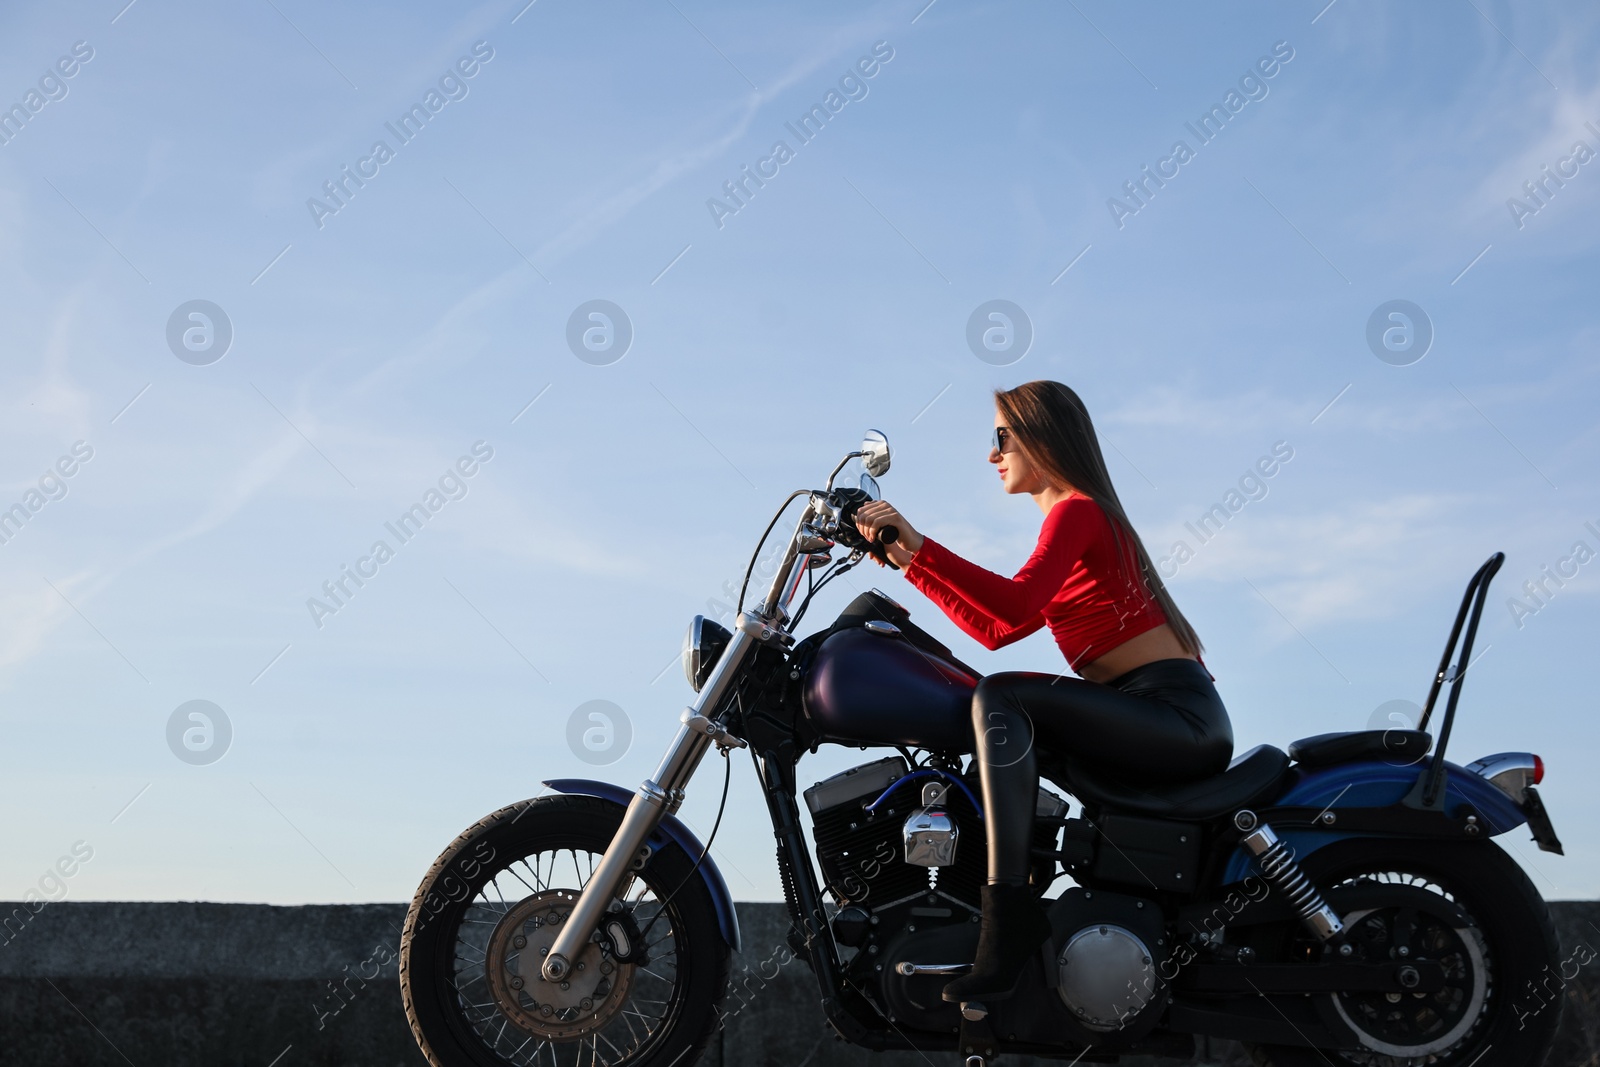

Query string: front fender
[543,778,741,952]
[1219,759,1528,884]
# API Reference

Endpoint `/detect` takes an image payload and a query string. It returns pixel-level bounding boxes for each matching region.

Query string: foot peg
[958,1002,998,1065]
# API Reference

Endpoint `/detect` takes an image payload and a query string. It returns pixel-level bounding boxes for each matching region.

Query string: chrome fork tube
[540,627,756,982]
[539,764,702,982]
[758,506,814,617]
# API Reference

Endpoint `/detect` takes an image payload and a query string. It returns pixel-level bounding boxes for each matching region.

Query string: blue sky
[1,0,1596,906]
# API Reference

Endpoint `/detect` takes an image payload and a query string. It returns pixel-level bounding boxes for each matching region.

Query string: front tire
[400,795,731,1067]
[1242,838,1561,1067]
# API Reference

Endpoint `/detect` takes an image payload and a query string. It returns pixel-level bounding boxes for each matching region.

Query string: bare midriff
[1074,623,1197,685]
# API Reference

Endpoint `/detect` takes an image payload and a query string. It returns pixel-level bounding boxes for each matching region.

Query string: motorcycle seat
[1288,729,1431,767]
[1055,744,1292,820]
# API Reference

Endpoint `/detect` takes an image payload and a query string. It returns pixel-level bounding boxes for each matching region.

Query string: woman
[853,380,1233,1007]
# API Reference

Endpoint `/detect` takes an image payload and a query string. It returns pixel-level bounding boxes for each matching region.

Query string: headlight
[682,615,732,692]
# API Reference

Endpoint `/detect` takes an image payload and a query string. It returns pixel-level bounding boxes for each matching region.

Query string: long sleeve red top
[902,493,1168,673]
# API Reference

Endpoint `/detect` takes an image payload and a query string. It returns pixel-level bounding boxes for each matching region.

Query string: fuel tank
[801,623,978,751]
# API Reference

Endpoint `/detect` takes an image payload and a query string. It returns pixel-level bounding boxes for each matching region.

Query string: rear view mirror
[861,429,891,477]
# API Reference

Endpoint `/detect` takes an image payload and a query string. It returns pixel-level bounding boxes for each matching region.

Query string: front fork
[540,623,761,983]
[544,500,816,983]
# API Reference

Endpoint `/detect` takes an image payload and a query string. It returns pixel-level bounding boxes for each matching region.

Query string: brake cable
[632,741,733,949]
[788,553,860,631]
[737,490,811,616]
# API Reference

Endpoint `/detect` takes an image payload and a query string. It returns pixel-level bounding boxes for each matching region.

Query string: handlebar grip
[870,525,901,571]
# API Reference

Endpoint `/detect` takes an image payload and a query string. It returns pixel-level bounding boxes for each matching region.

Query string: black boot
[942,883,1053,1004]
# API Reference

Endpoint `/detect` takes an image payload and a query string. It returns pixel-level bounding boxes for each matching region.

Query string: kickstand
[956,1002,999,1066]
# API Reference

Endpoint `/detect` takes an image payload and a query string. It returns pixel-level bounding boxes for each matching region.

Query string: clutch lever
[836,489,900,570]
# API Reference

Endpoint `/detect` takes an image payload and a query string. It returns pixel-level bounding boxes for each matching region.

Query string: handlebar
[754,458,900,619]
[832,492,900,570]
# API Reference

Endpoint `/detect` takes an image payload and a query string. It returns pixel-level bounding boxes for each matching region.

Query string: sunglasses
[991,426,1018,454]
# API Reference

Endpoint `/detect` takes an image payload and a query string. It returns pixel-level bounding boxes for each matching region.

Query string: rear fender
[543,779,741,952]
[1219,759,1528,884]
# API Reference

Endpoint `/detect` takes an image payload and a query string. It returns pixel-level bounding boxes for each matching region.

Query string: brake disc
[484,888,636,1040]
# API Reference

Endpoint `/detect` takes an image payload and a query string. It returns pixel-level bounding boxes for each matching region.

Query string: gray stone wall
[1,901,1595,1066]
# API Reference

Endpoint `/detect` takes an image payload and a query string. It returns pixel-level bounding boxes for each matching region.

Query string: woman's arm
[903,497,1096,626]
[905,564,1048,650]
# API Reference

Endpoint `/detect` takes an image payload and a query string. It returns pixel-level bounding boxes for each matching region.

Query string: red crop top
[902,494,1168,672]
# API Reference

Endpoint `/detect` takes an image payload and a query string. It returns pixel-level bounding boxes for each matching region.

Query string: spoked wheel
[1243,839,1561,1067]
[1321,882,1488,1058]
[401,795,730,1067]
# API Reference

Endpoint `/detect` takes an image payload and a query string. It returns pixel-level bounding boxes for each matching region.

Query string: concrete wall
[1,901,1596,1066]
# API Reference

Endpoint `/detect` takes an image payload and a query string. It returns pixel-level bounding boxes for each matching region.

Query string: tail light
[1464,752,1541,802]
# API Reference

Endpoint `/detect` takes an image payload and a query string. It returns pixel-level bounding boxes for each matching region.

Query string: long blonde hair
[995,380,1203,656]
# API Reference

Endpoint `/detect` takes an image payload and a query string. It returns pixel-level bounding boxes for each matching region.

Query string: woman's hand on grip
[854,501,923,568]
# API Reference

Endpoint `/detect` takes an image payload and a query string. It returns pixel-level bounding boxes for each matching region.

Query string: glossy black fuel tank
[802,624,979,751]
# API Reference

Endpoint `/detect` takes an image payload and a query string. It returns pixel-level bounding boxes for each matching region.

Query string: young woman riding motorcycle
[852,379,1234,1007]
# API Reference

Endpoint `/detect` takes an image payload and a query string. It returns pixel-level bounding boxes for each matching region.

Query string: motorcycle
[400,430,1567,1067]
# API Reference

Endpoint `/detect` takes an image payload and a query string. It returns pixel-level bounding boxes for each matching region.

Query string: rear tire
[1242,838,1561,1067]
[400,795,731,1067]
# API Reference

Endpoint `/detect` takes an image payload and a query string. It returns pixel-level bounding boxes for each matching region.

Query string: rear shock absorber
[1235,812,1344,941]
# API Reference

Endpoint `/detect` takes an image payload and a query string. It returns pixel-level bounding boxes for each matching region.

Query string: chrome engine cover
[902,807,958,866]
[1056,923,1158,1031]
[902,780,960,867]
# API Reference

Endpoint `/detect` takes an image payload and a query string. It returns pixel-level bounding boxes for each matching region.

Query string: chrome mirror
[861,429,891,477]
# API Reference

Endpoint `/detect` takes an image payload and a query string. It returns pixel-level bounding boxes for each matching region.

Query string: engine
[804,757,1068,969]
[805,756,989,917]
[804,757,1171,1045]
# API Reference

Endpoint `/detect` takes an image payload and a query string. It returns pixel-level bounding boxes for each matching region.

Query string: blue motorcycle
[400,431,1565,1067]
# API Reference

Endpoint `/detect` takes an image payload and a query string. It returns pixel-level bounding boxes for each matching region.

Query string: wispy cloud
[1167,493,1490,627]
[0,575,79,673]
[346,16,899,396]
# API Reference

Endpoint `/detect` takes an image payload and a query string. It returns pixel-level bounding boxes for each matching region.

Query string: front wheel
[1242,838,1561,1067]
[400,795,731,1067]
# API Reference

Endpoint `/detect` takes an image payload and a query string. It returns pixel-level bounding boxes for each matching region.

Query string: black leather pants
[968,658,1233,885]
